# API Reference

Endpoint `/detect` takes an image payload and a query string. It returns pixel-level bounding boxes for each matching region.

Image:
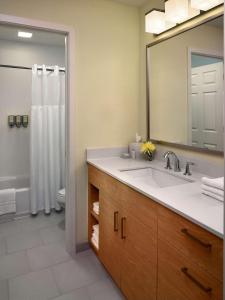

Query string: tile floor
[0,212,124,300]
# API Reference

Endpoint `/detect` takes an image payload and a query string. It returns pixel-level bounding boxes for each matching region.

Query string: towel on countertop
[201,184,224,197]
[0,189,16,215]
[201,177,224,191]
[203,190,224,202]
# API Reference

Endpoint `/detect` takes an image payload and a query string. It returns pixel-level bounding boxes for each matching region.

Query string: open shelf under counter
[88,181,100,255]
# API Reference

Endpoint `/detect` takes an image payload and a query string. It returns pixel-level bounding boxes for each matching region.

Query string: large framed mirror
[147,12,224,154]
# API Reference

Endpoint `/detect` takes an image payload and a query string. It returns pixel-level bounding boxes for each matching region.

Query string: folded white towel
[93,224,99,232]
[201,184,224,197]
[91,236,99,249]
[203,191,224,202]
[93,202,100,215]
[93,208,99,215]
[92,234,99,244]
[202,177,224,191]
[0,189,16,215]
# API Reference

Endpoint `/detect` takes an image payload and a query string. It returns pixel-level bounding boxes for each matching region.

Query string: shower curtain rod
[0,64,66,72]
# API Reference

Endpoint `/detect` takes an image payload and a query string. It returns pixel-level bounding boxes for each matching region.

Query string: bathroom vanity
[87,157,223,300]
[87,6,224,299]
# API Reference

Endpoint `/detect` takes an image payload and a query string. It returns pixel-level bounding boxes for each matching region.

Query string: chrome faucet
[183,162,195,176]
[164,151,181,172]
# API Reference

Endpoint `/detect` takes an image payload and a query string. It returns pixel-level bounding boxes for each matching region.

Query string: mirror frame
[146,4,224,156]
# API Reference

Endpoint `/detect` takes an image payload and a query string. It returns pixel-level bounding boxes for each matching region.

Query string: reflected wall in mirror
[147,16,224,152]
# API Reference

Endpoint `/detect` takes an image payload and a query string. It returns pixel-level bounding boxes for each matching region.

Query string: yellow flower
[140,141,156,154]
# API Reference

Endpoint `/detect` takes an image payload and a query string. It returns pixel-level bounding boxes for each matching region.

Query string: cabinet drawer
[158,206,223,281]
[158,239,222,300]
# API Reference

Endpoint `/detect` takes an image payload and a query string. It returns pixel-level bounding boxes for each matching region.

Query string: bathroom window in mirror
[147,16,224,152]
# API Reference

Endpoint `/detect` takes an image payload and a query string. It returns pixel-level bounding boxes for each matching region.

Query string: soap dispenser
[8,115,15,128]
[22,115,29,128]
[15,115,22,128]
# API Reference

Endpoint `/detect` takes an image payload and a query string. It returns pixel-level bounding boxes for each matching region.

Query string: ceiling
[0,24,65,46]
[111,0,148,6]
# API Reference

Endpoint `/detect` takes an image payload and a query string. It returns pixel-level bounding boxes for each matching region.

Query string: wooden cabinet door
[99,191,122,287]
[120,187,158,300]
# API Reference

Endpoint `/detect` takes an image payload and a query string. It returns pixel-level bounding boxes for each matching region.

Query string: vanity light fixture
[18,31,33,38]
[145,9,176,34]
[165,0,200,24]
[191,0,224,11]
[146,0,223,35]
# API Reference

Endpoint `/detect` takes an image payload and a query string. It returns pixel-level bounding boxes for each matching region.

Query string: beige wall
[149,24,223,144]
[0,0,140,244]
[140,1,223,166]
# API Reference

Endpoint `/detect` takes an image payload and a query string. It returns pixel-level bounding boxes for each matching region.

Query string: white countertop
[87,156,224,239]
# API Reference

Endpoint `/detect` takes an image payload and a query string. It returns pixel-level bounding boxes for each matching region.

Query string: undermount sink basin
[120,167,194,188]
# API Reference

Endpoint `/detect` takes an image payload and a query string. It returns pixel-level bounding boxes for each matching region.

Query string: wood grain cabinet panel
[158,239,222,300]
[158,206,223,281]
[120,211,157,300]
[120,184,158,230]
[88,164,103,189]
[99,191,122,286]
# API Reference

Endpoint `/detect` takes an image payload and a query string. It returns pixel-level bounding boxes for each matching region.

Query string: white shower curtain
[30,65,65,214]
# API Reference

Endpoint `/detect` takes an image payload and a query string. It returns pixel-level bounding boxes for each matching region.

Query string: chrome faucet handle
[184,162,195,176]
[165,156,172,170]
[174,158,181,172]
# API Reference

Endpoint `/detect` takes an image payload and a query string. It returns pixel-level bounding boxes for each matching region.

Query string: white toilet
[57,188,66,208]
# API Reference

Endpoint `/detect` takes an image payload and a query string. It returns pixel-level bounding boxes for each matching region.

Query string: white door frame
[0,13,77,256]
[187,47,223,146]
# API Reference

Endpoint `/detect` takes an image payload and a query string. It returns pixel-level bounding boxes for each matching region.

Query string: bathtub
[0,175,30,216]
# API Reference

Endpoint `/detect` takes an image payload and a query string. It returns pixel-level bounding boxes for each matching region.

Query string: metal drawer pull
[114,211,119,232]
[121,217,126,239]
[181,267,212,293]
[181,228,212,249]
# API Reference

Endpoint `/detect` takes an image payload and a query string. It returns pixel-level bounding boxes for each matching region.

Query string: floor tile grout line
[3,253,72,282]
[4,228,65,256]
[49,265,63,297]
[2,236,66,258]
[2,222,63,237]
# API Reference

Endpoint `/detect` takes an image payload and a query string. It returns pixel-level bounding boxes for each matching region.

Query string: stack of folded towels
[201,177,224,202]
[93,201,99,215]
[91,224,99,250]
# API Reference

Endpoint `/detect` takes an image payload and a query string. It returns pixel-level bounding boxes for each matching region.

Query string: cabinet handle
[181,228,212,249]
[114,211,119,232]
[181,267,212,294]
[121,217,126,239]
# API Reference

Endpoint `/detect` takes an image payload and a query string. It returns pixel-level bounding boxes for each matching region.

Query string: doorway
[188,50,224,151]
[0,14,76,256]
